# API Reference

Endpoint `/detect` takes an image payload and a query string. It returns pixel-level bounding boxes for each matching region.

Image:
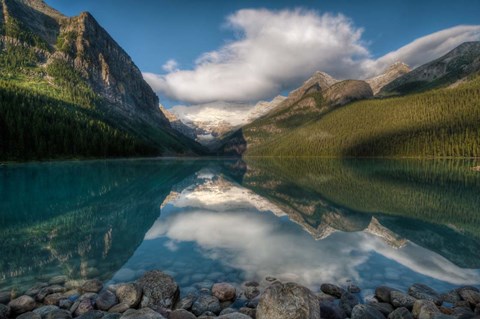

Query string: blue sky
[45,0,480,106]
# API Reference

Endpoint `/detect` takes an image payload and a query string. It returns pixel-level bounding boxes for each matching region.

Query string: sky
[45,0,480,107]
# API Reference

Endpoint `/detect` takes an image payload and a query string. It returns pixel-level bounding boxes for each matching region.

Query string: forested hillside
[245,75,480,157]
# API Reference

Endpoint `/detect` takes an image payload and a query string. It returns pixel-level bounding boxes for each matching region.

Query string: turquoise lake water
[1,158,479,297]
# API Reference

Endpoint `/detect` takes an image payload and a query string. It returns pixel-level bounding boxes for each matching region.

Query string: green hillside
[245,75,480,157]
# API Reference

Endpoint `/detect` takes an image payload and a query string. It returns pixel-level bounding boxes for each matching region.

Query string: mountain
[159,105,197,140]
[366,62,411,95]
[168,96,286,148]
[220,71,373,155]
[380,41,480,95]
[0,0,204,160]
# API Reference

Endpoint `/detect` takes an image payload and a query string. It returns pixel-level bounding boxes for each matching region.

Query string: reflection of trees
[243,158,480,268]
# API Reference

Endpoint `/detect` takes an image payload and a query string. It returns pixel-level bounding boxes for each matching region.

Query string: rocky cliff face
[366,62,411,95]
[380,42,480,95]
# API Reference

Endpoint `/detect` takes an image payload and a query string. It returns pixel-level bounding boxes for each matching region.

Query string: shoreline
[0,270,479,319]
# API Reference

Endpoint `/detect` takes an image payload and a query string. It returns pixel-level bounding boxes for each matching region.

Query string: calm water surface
[1,158,480,298]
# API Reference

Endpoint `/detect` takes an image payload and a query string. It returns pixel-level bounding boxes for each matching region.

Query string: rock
[45,309,72,319]
[108,303,130,313]
[96,290,118,311]
[82,280,103,293]
[340,292,360,317]
[245,282,259,287]
[44,293,65,306]
[349,284,362,293]
[244,286,260,300]
[376,286,399,303]
[170,309,196,319]
[439,307,454,315]
[79,293,98,301]
[8,295,36,315]
[26,284,49,297]
[245,298,259,308]
[33,305,59,318]
[137,270,179,309]
[115,283,142,308]
[475,304,480,316]
[120,308,166,319]
[218,313,252,319]
[65,280,86,290]
[103,314,121,319]
[351,304,386,319]
[458,289,480,307]
[409,284,442,306]
[441,290,462,304]
[49,276,68,286]
[74,299,94,317]
[431,314,455,319]
[317,292,337,303]
[265,277,276,282]
[239,307,256,318]
[0,291,11,305]
[391,291,417,310]
[256,282,320,319]
[457,287,480,293]
[321,284,346,298]
[17,312,42,319]
[452,307,473,319]
[59,299,73,310]
[412,300,440,319]
[220,308,238,315]
[212,283,236,302]
[76,310,104,319]
[174,295,196,310]
[320,302,346,319]
[389,307,414,319]
[0,304,9,319]
[369,303,394,316]
[192,295,221,316]
[454,301,471,308]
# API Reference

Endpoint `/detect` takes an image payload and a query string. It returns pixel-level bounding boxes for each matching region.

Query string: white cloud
[143,8,480,104]
[162,59,179,72]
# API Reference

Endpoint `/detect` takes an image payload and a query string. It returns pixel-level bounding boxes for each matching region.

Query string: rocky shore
[0,270,479,319]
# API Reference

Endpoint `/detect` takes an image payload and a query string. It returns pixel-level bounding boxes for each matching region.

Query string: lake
[1,158,480,299]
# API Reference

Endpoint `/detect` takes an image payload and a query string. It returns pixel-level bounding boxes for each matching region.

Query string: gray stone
[192,295,221,316]
[245,282,259,287]
[451,307,473,319]
[349,284,362,293]
[49,276,68,286]
[82,280,103,293]
[170,309,196,319]
[244,286,260,300]
[26,284,49,297]
[212,283,236,302]
[321,284,346,298]
[96,290,118,311]
[391,291,417,310]
[174,295,196,310]
[340,292,360,317]
[412,300,440,319]
[431,315,455,319]
[441,290,462,304]
[79,293,98,301]
[218,313,252,319]
[351,304,386,319]
[475,304,480,316]
[388,308,413,319]
[239,307,255,318]
[58,299,73,310]
[220,308,237,315]
[256,282,320,319]
[115,283,142,308]
[265,277,276,282]
[320,302,346,319]
[369,302,394,316]
[76,310,105,319]
[245,298,259,308]
[17,312,42,319]
[103,314,121,319]
[0,304,9,319]
[33,305,60,318]
[45,309,72,319]
[44,293,65,306]
[108,303,130,314]
[74,299,94,317]
[458,289,480,307]
[137,270,179,309]
[409,284,442,306]
[8,295,36,315]
[0,292,11,305]
[120,308,166,319]
[376,286,399,304]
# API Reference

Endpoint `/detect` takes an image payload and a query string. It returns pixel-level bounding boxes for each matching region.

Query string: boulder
[441,290,462,304]
[76,310,104,319]
[340,292,360,317]
[458,289,480,307]
[239,307,255,318]
[369,302,394,316]
[82,280,103,293]
[33,305,60,318]
[170,309,196,319]
[8,295,36,315]
[391,291,417,310]
[244,286,260,300]
[408,284,442,306]
[45,309,72,319]
[17,312,42,319]
[74,299,94,317]
[0,304,9,319]
[0,292,11,305]
[103,314,121,319]
[389,307,413,319]
[174,294,196,310]
[320,302,346,319]
[256,282,320,319]
[218,313,252,319]
[96,290,118,311]
[376,286,399,304]
[26,284,49,297]
[412,300,439,319]
[351,304,386,319]
[212,283,236,302]
[137,270,179,309]
[115,283,142,308]
[321,284,346,298]
[120,308,166,319]
[49,276,68,286]
[44,293,65,306]
[108,303,130,314]
[191,295,221,316]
